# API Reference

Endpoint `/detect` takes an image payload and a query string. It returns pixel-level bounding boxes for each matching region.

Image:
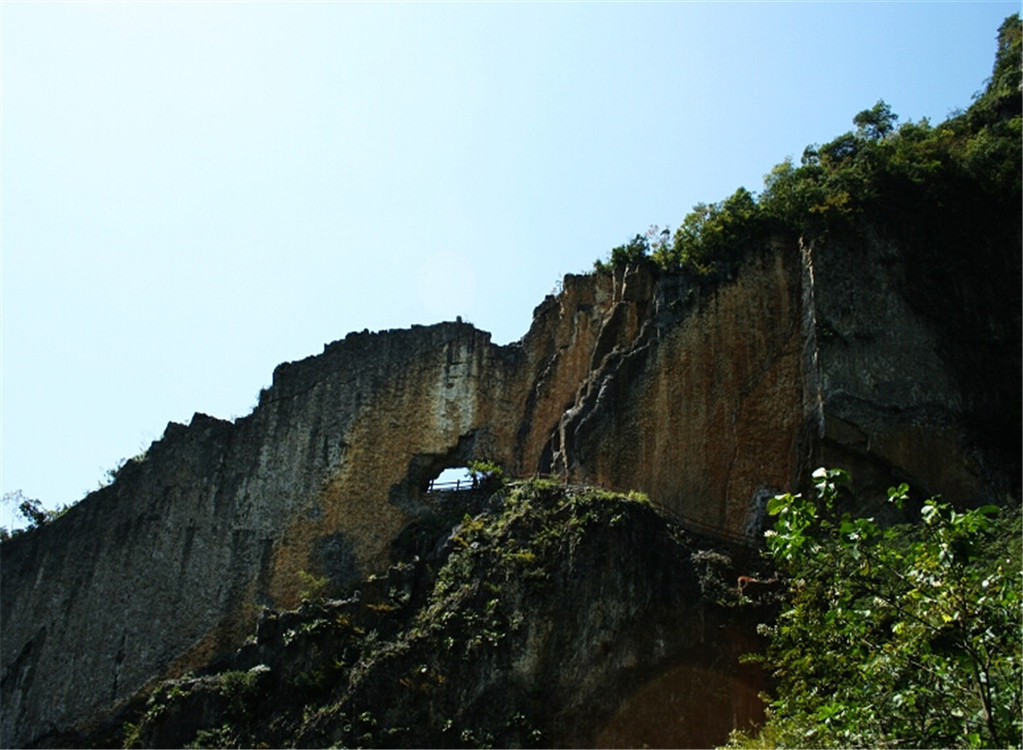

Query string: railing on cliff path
[647,498,760,549]
[426,477,482,493]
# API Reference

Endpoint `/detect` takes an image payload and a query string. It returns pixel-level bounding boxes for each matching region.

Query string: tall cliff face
[2,224,1018,747]
[807,218,1021,509]
[548,242,810,538]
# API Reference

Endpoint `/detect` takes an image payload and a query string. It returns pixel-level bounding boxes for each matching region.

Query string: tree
[2,490,49,527]
[670,187,762,275]
[971,13,1022,123]
[610,233,650,269]
[467,460,505,491]
[853,99,898,140]
[1,490,68,540]
[731,468,1022,748]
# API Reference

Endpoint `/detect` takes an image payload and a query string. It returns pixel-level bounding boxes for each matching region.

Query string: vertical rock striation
[548,244,811,538]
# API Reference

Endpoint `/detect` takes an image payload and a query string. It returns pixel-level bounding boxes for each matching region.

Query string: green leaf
[766,494,791,516]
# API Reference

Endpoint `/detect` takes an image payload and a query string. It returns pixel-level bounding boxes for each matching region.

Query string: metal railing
[648,499,759,548]
[426,477,481,493]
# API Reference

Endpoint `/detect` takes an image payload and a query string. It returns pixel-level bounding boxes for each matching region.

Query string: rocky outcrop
[97,484,771,749]
[2,221,1018,746]
[805,217,1021,515]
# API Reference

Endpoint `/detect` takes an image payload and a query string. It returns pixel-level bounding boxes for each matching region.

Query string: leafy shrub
[297,570,330,602]
[1,491,72,540]
[730,468,1022,748]
[468,460,506,491]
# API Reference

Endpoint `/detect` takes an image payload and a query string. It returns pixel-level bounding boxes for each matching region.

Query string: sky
[1,0,1017,528]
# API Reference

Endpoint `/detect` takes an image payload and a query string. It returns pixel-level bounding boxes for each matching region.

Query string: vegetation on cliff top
[597,14,1021,280]
[729,469,1022,749]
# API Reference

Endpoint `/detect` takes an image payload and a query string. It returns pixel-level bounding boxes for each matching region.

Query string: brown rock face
[2,225,1017,746]
[548,244,810,539]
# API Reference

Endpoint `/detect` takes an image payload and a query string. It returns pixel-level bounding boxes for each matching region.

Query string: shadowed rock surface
[80,483,771,749]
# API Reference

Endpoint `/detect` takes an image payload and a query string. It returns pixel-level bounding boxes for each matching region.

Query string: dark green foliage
[296,569,331,603]
[595,233,651,273]
[660,187,762,276]
[0,490,70,540]
[596,14,1021,283]
[122,666,273,749]
[9,492,49,527]
[595,226,671,273]
[467,459,506,492]
[971,14,1023,124]
[612,234,651,269]
[853,100,898,140]
[730,469,1022,748]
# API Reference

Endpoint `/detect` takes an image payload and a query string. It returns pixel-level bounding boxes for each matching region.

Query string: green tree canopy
[595,15,1021,282]
[853,100,898,140]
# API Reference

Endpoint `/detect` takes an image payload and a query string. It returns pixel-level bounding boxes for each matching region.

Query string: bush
[730,468,1022,748]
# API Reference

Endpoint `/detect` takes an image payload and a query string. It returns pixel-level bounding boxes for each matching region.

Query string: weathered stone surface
[109,485,769,750]
[549,244,810,539]
[807,220,1021,512]
[2,222,1018,746]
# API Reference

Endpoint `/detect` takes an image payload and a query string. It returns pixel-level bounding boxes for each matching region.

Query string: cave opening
[428,466,476,492]
[388,431,484,508]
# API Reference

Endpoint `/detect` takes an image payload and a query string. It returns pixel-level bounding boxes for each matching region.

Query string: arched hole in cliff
[388,431,483,509]
[429,466,475,492]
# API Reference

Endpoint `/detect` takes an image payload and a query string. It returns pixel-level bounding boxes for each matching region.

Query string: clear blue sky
[1,1,1017,528]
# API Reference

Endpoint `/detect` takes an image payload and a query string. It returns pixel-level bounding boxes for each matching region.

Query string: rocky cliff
[2,219,1019,746]
[104,483,770,749]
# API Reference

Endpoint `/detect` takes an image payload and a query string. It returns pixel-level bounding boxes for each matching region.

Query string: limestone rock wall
[0,324,502,745]
[549,244,811,537]
[1,305,630,747]
[2,224,1018,747]
[807,222,1021,509]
